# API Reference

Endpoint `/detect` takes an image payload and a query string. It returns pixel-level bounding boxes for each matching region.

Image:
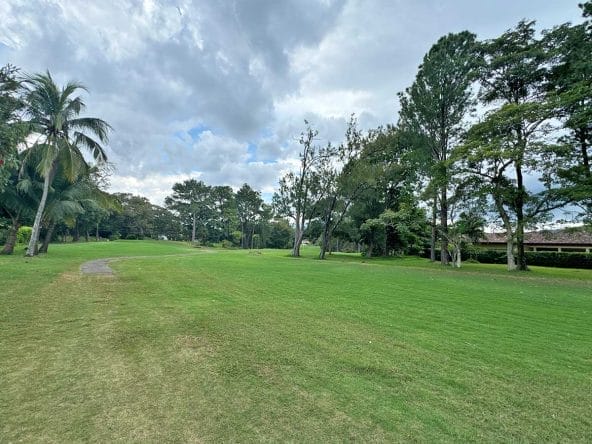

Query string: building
[480,229,592,253]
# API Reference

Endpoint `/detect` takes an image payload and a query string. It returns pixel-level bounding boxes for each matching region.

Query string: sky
[0,0,584,205]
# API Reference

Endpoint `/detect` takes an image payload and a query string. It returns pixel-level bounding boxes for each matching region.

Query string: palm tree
[38,164,115,253]
[23,71,111,256]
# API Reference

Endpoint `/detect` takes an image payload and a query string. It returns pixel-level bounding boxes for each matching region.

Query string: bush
[524,251,592,269]
[471,249,592,269]
[471,249,507,264]
[17,226,32,244]
[221,239,235,249]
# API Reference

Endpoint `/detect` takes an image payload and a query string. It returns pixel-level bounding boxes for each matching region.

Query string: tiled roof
[481,229,592,245]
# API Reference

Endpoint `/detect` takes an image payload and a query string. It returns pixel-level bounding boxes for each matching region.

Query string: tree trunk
[366,242,373,258]
[430,195,437,261]
[39,222,56,254]
[191,212,196,243]
[493,189,517,271]
[292,214,303,257]
[578,129,590,177]
[506,237,516,271]
[319,228,331,260]
[1,218,20,255]
[440,186,449,265]
[293,227,303,257]
[26,163,57,257]
[85,229,89,242]
[515,162,528,271]
[452,244,462,268]
[96,222,100,241]
[73,223,80,242]
[319,215,331,260]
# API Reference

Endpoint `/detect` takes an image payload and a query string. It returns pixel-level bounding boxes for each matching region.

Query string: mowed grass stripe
[0,242,590,441]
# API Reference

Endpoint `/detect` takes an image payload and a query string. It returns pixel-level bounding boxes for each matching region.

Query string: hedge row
[424,249,592,269]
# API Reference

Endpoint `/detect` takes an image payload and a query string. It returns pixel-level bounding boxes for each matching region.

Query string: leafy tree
[346,125,421,257]
[235,183,263,249]
[152,206,183,240]
[317,116,369,259]
[359,217,386,258]
[0,64,28,193]
[210,185,236,241]
[22,71,110,256]
[267,219,294,249]
[460,21,567,270]
[273,122,323,257]
[165,179,212,242]
[544,4,592,218]
[398,31,478,265]
[111,193,155,239]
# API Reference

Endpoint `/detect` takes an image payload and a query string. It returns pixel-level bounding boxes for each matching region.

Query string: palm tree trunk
[39,221,56,254]
[26,164,56,257]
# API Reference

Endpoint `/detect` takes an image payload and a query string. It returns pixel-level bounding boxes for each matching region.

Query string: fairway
[1,241,591,442]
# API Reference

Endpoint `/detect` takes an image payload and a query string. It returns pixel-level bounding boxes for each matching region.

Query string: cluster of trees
[160,180,293,249]
[0,67,114,255]
[275,2,592,270]
[0,66,292,253]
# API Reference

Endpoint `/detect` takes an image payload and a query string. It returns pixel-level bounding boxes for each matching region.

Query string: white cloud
[0,0,584,205]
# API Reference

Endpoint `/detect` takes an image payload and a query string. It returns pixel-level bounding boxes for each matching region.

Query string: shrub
[524,252,592,269]
[17,226,33,244]
[221,239,235,249]
[469,249,592,269]
[471,249,507,264]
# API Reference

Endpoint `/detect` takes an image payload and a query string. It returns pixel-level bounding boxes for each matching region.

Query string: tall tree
[317,116,369,259]
[165,179,211,243]
[398,31,478,265]
[273,122,323,257]
[235,183,263,249]
[210,185,236,241]
[466,20,565,270]
[544,4,592,218]
[22,71,110,256]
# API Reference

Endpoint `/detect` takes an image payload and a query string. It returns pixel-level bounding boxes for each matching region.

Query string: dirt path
[80,258,114,275]
[79,250,216,276]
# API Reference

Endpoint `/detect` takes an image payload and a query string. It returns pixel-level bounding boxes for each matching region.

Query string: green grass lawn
[1,241,591,442]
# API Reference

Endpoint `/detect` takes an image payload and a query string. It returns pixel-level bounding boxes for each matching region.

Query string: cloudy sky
[0,0,583,204]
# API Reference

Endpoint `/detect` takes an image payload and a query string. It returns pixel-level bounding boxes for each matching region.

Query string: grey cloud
[0,0,583,204]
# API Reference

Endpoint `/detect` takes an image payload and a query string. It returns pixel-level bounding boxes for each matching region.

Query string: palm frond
[72,131,108,162]
[68,118,112,142]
